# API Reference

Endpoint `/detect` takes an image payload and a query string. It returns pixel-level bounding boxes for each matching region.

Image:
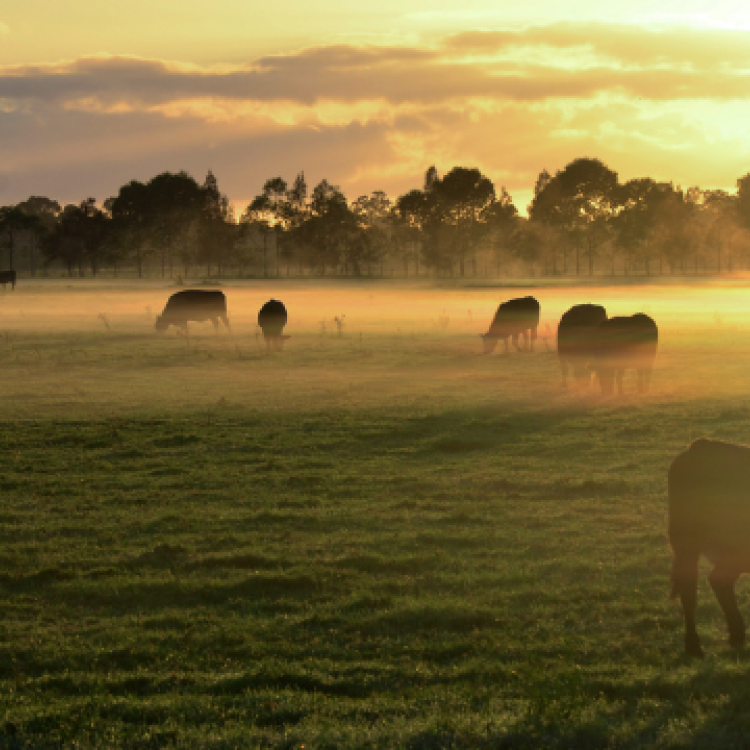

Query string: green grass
[2,280,750,747]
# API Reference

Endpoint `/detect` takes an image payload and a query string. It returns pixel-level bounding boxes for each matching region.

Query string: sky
[2,1,750,215]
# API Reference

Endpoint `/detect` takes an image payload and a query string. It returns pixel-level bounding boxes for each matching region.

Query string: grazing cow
[258,299,289,352]
[557,304,607,387]
[481,296,540,354]
[588,313,657,395]
[0,270,16,290]
[154,290,230,334]
[669,439,750,656]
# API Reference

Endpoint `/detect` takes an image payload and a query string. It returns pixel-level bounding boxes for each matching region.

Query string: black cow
[0,270,16,290]
[481,296,540,354]
[154,290,230,334]
[669,439,750,656]
[588,313,657,395]
[258,299,289,352]
[557,304,607,387]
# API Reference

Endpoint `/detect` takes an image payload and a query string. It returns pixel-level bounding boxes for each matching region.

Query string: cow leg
[511,334,520,351]
[560,360,568,388]
[221,315,232,333]
[212,318,219,335]
[643,367,652,393]
[709,565,745,648]
[615,369,624,395]
[672,550,702,656]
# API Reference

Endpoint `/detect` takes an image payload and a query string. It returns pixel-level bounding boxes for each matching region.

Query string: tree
[394,189,430,276]
[43,199,111,276]
[109,180,152,277]
[0,206,42,272]
[529,158,619,275]
[351,191,392,275]
[144,172,206,277]
[482,187,519,276]
[296,180,359,274]
[430,167,495,276]
[197,170,235,276]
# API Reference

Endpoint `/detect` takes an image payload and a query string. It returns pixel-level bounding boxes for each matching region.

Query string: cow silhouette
[588,313,657,395]
[669,439,750,656]
[557,304,607,387]
[481,296,540,354]
[154,290,230,334]
[258,299,289,352]
[0,270,16,290]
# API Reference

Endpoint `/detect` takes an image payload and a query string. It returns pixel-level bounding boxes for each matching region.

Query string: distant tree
[0,206,43,273]
[143,172,206,277]
[241,172,308,276]
[699,189,743,274]
[296,180,360,274]
[2,199,56,275]
[351,191,392,275]
[398,166,495,277]
[648,188,700,274]
[429,167,495,276]
[529,158,619,275]
[109,180,152,277]
[43,198,110,276]
[197,170,235,276]
[482,187,519,276]
[393,189,429,276]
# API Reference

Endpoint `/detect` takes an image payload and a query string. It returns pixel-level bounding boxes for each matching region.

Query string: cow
[669,438,750,656]
[557,304,607,387]
[154,290,230,334]
[588,313,657,395]
[258,299,289,352]
[481,296,540,354]
[0,270,16,290]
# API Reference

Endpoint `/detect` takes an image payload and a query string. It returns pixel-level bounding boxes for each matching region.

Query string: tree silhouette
[529,158,618,275]
[0,207,42,272]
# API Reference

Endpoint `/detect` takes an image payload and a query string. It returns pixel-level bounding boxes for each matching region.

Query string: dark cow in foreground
[669,439,750,656]
[154,290,230,334]
[258,299,289,352]
[481,296,540,354]
[0,270,16,290]
[588,313,657,395]
[557,303,607,387]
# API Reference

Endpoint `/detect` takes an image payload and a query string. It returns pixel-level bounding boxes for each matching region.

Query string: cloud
[1,21,750,208]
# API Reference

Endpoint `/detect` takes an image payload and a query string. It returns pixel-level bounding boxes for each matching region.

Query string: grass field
[2,279,750,748]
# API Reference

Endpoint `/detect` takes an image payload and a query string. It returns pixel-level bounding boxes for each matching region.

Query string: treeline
[3,158,750,279]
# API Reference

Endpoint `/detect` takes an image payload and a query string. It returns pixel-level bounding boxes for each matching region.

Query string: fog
[0,278,749,419]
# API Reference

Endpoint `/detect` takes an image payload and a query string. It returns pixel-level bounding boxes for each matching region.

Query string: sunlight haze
[2,0,750,213]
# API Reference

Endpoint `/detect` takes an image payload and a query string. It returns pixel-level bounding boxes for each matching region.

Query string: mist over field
[0,278,748,417]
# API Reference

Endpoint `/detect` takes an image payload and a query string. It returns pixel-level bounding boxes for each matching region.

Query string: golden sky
[2,1,750,213]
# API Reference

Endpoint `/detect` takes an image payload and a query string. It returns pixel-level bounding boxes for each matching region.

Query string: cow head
[154,316,169,332]
[481,334,498,354]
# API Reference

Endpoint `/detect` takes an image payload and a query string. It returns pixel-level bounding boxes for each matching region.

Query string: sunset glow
[2,1,750,213]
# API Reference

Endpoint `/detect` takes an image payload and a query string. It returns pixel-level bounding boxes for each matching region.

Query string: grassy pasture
[2,279,750,747]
